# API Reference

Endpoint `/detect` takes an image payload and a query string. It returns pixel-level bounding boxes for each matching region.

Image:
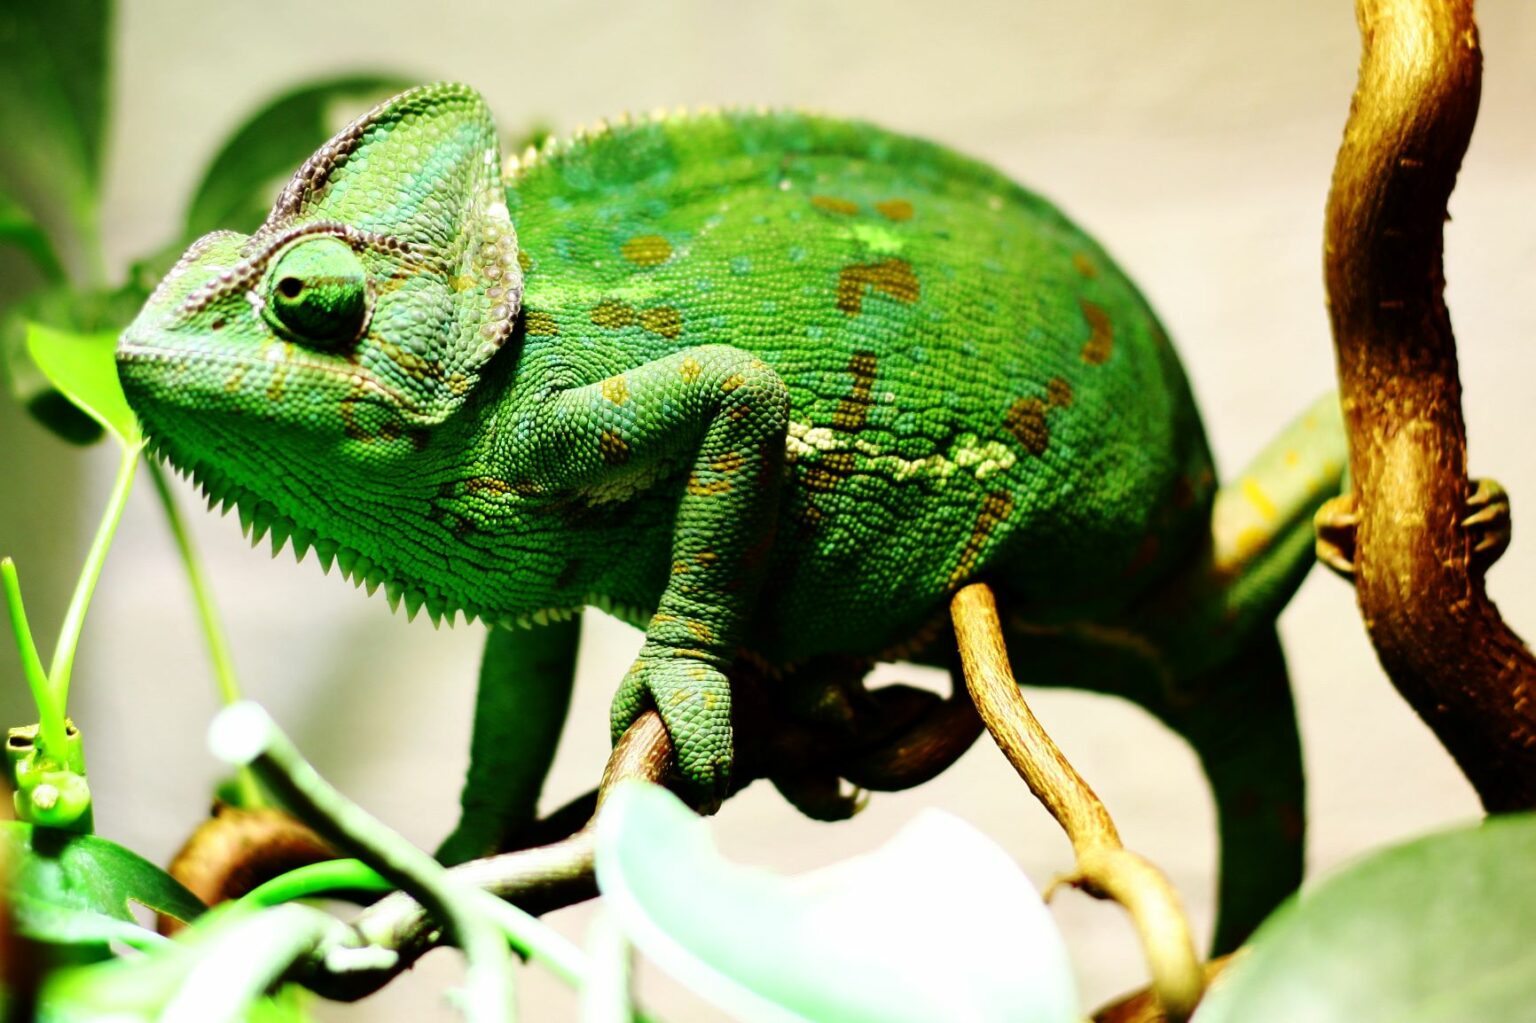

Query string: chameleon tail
[1155,627,1303,954]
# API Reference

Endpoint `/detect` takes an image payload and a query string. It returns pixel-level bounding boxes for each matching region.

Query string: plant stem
[145,459,261,808]
[241,859,392,908]
[951,583,1203,1021]
[1,559,67,756]
[209,702,515,1023]
[47,441,139,713]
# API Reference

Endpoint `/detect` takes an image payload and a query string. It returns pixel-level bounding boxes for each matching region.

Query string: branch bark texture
[1327,0,1536,808]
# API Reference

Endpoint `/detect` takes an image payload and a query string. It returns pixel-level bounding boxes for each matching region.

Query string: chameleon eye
[261,236,370,346]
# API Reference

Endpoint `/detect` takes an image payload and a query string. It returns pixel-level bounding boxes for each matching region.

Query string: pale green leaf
[1194,812,1536,1023]
[595,781,1079,1023]
[25,322,141,449]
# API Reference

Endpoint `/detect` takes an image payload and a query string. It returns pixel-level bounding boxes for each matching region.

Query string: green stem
[47,441,139,712]
[241,858,393,908]
[145,459,261,808]
[1,559,67,756]
[210,703,515,1023]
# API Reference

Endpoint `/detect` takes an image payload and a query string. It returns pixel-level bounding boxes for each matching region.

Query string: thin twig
[1326,0,1536,808]
[950,583,1203,1021]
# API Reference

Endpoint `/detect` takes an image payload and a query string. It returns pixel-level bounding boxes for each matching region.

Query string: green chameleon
[119,83,1354,950]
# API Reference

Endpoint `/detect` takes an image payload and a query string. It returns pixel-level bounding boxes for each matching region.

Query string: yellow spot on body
[811,195,859,215]
[1079,299,1114,365]
[680,357,703,383]
[639,306,682,338]
[687,474,732,496]
[836,258,920,314]
[1241,477,1279,522]
[599,430,631,465]
[685,620,714,644]
[224,364,248,394]
[1046,376,1073,409]
[720,373,745,393]
[601,376,630,405]
[1072,252,1098,278]
[621,234,673,266]
[875,199,914,221]
[517,250,532,272]
[590,300,636,329]
[1284,449,1301,467]
[524,311,559,336]
[711,451,746,473]
[694,551,719,566]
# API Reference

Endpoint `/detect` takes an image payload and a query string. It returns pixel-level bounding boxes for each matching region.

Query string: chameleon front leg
[511,344,789,798]
[437,616,580,866]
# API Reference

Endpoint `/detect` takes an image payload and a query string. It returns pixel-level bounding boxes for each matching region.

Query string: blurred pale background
[2,1,1533,1018]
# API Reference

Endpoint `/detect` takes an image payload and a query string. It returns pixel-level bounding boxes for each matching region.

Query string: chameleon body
[118,84,1345,950]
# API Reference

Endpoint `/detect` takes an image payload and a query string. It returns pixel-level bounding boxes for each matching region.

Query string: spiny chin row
[144,440,652,633]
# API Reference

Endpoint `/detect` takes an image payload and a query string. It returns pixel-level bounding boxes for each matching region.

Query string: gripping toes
[611,644,734,801]
[1315,478,1512,579]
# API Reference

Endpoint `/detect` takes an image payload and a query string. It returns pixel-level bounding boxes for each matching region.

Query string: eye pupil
[263,237,368,347]
[277,277,304,298]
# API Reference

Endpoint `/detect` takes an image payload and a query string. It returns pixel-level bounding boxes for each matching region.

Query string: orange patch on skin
[1046,376,1073,409]
[685,620,714,644]
[621,234,673,266]
[1003,397,1050,456]
[949,491,1016,586]
[601,376,631,405]
[464,476,513,495]
[1079,298,1114,365]
[875,199,914,221]
[687,474,733,496]
[833,351,878,431]
[1071,252,1098,278]
[836,259,920,314]
[811,195,860,215]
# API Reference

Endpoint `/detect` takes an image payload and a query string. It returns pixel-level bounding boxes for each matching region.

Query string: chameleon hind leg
[436,616,580,866]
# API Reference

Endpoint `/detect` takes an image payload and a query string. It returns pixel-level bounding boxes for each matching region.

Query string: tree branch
[1326,0,1536,808]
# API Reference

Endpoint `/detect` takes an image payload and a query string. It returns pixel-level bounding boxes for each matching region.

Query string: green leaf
[183,74,415,240]
[595,781,1080,1023]
[25,322,141,449]
[0,190,66,283]
[4,820,206,947]
[1194,812,1536,1022]
[0,0,110,258]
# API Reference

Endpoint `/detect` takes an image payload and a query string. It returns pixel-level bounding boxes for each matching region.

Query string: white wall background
[3,1,1533,1018]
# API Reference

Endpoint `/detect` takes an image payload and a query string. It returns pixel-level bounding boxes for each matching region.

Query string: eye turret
[262,236,370,346]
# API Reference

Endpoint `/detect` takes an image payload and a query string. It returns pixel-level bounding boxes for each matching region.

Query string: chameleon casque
[118,83,1349,951]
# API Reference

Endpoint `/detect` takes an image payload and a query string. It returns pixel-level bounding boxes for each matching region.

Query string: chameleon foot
[1314,478,1511,579]
[610,645,733,805]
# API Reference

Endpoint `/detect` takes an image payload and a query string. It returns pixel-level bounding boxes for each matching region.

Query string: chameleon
[119,82,1353,951]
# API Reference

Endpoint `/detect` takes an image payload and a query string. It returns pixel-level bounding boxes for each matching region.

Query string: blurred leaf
[0,190,66,283]
[183,74,414,240]
[4,821,205,947]
[0,0,110,255]
[1194,812,1536,1022]
[595,782,1079,1023]
[3,284,147,445]
[25,322,141,450]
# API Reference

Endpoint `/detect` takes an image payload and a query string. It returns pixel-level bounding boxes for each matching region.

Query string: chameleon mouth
[140,430,647,632]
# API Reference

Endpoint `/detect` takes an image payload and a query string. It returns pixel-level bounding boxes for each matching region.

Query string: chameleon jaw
[142,435,649,633]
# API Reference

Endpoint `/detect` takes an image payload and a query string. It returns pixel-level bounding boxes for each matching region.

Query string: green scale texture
[119,84,1345,951]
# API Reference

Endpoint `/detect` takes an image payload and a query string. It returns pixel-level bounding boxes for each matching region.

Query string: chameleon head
[117,83,520,509]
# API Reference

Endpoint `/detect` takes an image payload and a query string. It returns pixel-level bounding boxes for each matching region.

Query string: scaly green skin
[119,84,1345,949]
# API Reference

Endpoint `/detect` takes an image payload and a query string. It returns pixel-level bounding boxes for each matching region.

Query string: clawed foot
[610,644,733,807]
[1314,478,1512,579]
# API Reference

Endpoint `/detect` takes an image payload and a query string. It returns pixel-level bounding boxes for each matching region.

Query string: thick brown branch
[951,584,1203,1021]
[1327,0,1536,808]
